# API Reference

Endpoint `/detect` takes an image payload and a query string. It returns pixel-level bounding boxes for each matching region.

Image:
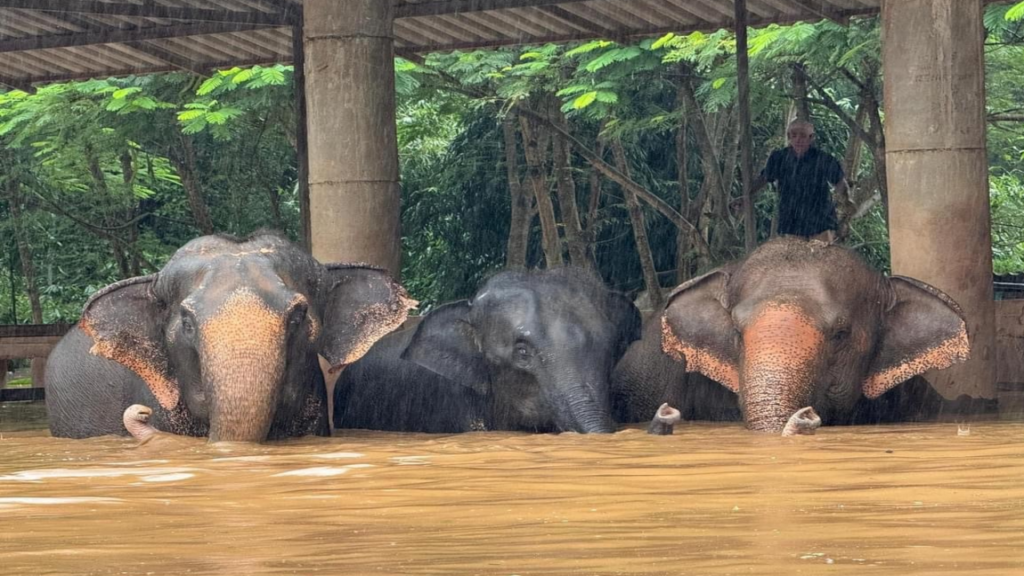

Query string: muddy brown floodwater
[1,404,1023,575]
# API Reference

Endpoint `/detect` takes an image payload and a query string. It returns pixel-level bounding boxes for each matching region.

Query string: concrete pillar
[31,357,46,389]
[302,0,401,276]
[882,0,995,399]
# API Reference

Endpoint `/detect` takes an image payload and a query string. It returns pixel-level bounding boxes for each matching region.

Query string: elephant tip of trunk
[781,406,822,437]
[647,403,682,435]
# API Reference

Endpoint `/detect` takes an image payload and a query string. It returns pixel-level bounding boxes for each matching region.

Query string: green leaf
[231,68,254,84]
[177,109,206,121]
[651,33,675,50]
[712,78,727,89]
[132,96,157,110]
[259,66,286,85]
[583,47,642,73]
[565,40,613,57]
[519,51,544,60]
[572,91,598,109]
[111,87,141,100]
[594,91,618,104]
[1007,2,1024,21]
[196,76,224,96]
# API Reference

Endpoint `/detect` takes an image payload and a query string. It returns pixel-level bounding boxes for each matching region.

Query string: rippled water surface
[1,403,1022,575]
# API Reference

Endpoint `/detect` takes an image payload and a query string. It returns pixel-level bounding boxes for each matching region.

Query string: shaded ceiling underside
[0,0,1011,90]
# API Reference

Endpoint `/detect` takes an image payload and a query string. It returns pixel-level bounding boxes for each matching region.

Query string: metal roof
[0,0,1011,91]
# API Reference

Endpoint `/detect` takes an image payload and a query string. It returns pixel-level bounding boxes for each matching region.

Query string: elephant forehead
[199,289,295,347]
[743,302,824,357]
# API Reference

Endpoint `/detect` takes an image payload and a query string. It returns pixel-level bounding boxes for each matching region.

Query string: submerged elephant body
[46,233,414,442]
[614,237,970,433]
[334,267,641,434]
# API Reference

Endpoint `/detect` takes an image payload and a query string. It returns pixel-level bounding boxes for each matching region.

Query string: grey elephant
[612,236,970,433]
[46,232,415,442]
[333,267,641,433]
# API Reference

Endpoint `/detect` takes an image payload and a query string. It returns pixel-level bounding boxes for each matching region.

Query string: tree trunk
[5,176,43,324]
[550,104,590,268]
[676,107,692,284]
[677,69,730,225]
[504,113,532,269]
[120,150,141,276]
[519,113,563,268]
[169,129,215,235]
[583,125,606,265]
[612,140,661,309]
[791,63,812,122]
[85,147,130,278]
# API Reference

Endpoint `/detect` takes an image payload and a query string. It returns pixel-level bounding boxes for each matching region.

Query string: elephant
[612,236,970,433]
[333,267,642,434]
[45,232,416,442]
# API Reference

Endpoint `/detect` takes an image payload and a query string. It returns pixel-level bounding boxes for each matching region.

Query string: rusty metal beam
[0,21,277,53]
[785,0,845,24]
[0,0,297,25]
[395,0,572,18]
[0,73,35,93]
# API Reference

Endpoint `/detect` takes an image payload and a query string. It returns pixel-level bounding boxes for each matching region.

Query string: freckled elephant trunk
[200,293,289,443]
[741,303,824,433]
[204,346,286,443]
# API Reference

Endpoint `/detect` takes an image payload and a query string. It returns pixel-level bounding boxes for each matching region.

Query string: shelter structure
[0,0,1006,400]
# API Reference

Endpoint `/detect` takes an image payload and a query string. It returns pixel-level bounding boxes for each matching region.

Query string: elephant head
[661,237,969,432]
[402,268,641,433]
[79,233,415,442]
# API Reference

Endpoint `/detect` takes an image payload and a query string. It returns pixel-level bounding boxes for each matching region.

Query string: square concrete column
[882,0,995,399]
[302,0,401,276]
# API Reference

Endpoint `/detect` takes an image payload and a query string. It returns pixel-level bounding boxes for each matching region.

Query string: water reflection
[1,412,1022,575]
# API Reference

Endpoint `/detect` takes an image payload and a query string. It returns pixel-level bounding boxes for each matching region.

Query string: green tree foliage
[2,8,1024,321]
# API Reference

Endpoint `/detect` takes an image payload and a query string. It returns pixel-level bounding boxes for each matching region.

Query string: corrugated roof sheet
[0,0,1011,90]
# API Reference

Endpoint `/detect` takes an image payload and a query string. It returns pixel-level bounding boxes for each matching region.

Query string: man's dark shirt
[761,146,844,237]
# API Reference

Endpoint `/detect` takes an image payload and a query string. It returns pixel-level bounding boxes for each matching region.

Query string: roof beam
[0,73,35,93]
[0,21,276,53]
[395,0,573,18]
[785,0,845,24]
[0,0,297,26]
[537,6,616,37]
[27,10,212,76]
[123,41,209,75]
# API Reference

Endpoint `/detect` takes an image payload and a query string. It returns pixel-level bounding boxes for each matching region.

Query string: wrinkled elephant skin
[660,237,969,432]
[334,268,641,434]
[46,232,414,442]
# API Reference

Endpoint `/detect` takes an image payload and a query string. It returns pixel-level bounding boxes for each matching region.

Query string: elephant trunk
[557,371,617,434]
[200,291,289,443]
[740,302,824,433]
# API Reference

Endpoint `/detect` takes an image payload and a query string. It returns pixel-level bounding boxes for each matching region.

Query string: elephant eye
[288,304,307,327]
[513,340,534,364]
[831,327,850,342]
[180,312,196,337]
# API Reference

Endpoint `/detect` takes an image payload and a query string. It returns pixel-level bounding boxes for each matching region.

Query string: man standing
[748,120,850,242]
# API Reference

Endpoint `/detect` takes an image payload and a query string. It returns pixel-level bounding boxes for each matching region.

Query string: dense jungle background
[3,4,1024,325]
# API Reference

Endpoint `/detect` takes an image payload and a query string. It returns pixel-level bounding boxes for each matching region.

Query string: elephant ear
[863,276,970,399]
[79,275,179,410]
[401,301,489,395]
[320,264,418,373]
[606,291,642,362]
[661,268,740,393]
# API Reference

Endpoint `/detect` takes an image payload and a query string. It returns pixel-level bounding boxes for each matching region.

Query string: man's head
[787,120,815,157]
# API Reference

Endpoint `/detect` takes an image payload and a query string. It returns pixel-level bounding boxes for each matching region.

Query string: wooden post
[735,0,756,253]
[882,0,995,400]
[0,359,7,388]
[302,0,401,276]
